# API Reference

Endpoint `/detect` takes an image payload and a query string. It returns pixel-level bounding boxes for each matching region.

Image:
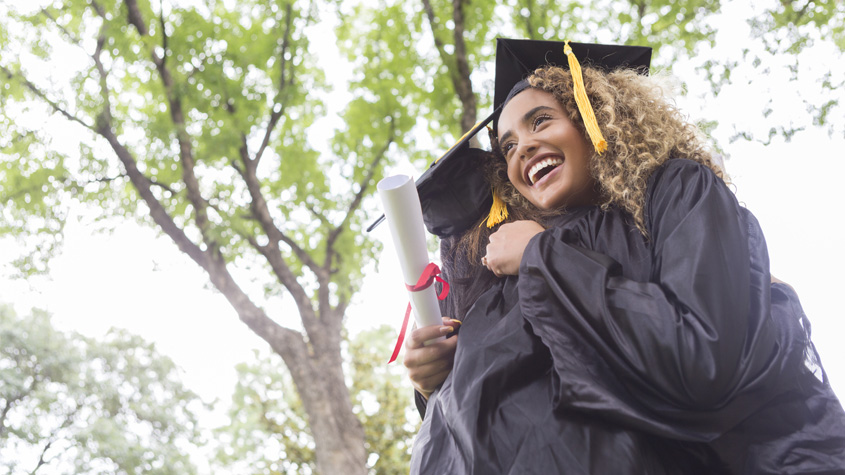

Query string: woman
[404,55,845,473]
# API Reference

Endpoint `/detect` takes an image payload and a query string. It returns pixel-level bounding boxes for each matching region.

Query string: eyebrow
[498,105,555,147]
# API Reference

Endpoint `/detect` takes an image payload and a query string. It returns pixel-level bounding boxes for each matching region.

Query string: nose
[515,137,538,161]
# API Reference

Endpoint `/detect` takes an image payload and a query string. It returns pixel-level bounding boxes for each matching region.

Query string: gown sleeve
[518,159,805,440]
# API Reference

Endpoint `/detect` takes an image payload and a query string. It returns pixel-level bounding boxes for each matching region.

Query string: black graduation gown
[411,159,845,474]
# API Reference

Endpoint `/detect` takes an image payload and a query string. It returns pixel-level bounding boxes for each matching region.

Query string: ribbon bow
[388,262,450,364]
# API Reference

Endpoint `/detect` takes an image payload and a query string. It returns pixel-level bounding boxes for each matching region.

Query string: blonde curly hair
[488,65,727,236]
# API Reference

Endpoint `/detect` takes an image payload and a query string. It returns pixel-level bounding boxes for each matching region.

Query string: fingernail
[440,326,454,334]
[449,319,462,326]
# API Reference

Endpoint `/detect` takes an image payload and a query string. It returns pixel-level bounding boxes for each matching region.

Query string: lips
[524,154,564,186]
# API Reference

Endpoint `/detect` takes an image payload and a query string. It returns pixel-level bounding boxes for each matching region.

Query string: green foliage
[336,0,498,153]
[348,325,420,474]
[511,0,722,63]
[0,304,202,474]
[750,0,845,54]
[214,325,419,474]
[0,0,383,307]
[336,0,724,165]
[213,349,316,474]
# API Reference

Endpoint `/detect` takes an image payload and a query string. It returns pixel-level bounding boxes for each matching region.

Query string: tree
[337,0,725,155]
[0,304,201,474]
[1,0,842,473]
[213,325,418,474]
[1,1,388,472]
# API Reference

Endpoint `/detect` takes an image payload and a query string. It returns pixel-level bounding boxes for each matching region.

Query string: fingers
[404,336,458,395]
[411,365,454,396]
[405,321,457,350]
[404,329,458,367]
[482,252,504,278]
[484,233,507,277]
[404,318,461,396]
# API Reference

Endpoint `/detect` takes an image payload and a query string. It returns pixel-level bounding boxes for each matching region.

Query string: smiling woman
[404,39,845,475]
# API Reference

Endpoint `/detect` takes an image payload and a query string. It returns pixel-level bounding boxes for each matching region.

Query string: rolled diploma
[377,175,444,338]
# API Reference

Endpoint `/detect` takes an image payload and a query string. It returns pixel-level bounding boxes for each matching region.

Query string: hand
[403,317,460,400]
[483,220,545,276]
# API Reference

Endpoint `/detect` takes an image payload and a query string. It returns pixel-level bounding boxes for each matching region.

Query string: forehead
[498,88,560,132]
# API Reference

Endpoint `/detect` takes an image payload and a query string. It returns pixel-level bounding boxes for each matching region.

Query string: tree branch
[236,136,322,278]
[124,0,147,35]
[96,125,310,377]
[791,0,812,23]
[97,128,209,267]
[40,8,83,46]
[0,65,94,131]
[146,177,178,196]
[326,120,395,255]
[421,0,453,67]
[320,121,394,334]
[421,0,476,135]
[254,2,295,166]
[279,233,321,273]
[232,140,321,337]
[306,203,331,228]
[122,0,213,246]
[28,405,78,475]
[245,235,321,342]
[91,26,113,125]
[159,0,168,53]
[29,434,55,474]
[450,0,477,134]
[83,6,206,267]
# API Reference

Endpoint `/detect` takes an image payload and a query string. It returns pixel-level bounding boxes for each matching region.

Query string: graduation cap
[367,38,652,238]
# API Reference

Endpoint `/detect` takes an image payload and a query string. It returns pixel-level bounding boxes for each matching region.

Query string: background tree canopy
[0,305,201,474]
[1,0,843,473]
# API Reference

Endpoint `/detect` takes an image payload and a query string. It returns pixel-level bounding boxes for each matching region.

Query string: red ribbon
[388,262,450,364]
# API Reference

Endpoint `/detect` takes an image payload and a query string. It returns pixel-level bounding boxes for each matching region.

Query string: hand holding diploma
[378,175,447,363]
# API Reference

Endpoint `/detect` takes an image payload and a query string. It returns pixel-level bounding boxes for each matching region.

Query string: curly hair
[488,65,727,236]
[444,66,727,321]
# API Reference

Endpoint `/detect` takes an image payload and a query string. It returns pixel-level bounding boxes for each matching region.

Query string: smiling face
[497,88,598,210]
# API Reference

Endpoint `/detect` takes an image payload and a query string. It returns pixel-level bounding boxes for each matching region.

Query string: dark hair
[438,149,555,322]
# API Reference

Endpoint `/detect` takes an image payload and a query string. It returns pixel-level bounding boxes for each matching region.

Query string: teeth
[528,157,563,185]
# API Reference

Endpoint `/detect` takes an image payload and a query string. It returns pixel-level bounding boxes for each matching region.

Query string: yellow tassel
[564,41,607,154]
[485,188,509,228]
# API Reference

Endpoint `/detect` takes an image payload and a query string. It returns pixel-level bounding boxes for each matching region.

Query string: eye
[502,141,516,158]
[532,113,552,130]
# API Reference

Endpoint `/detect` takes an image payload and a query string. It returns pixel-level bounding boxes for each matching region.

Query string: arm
[519,160,799,437]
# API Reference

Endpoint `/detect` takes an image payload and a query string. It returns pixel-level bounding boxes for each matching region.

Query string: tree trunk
[308,375,367,475]
[279,333,367,475]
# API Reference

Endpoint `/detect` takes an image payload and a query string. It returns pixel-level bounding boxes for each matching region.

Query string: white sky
[2,0,844,471]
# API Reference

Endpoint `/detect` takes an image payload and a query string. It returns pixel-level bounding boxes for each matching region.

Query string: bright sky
[2,0,844,471]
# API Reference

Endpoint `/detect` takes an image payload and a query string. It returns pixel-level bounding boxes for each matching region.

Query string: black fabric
[502,78,532,109]
[411,159,845,474]
[419,147,493,237]
[492,39,652,113]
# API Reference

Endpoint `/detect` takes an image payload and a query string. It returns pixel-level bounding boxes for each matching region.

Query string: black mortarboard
[367,38,652,238]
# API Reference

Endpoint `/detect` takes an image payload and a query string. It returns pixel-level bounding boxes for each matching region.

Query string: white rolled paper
[377,174,444,331]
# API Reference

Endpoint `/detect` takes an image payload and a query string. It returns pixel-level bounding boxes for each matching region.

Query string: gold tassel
[485,188,509,228]
[564,41,607,154]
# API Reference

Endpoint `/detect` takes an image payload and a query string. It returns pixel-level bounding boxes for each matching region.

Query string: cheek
[506,160,522,185]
